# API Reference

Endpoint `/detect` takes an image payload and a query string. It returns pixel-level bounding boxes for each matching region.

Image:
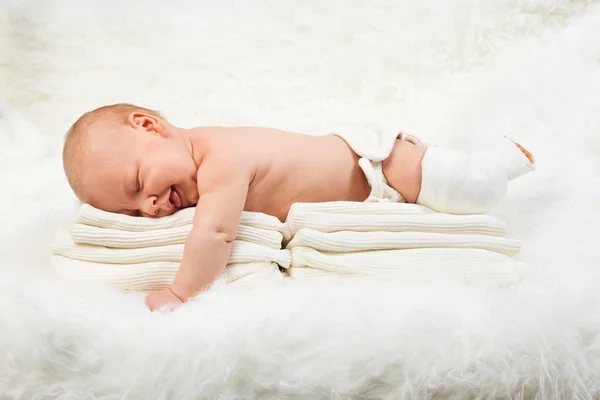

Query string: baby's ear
[127,112,168,138]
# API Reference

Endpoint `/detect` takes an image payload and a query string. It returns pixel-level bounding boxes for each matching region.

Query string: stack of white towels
[51,202,529,292]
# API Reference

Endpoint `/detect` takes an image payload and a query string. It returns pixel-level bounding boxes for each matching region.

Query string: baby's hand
[145,287,184,312]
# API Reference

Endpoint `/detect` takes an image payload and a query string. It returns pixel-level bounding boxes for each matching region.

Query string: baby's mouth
[169,186,182,208]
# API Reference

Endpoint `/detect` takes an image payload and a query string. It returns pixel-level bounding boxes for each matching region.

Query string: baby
[62,103,535,311]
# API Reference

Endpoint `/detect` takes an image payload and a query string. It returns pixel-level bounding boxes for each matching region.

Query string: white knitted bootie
[416,136,535,214]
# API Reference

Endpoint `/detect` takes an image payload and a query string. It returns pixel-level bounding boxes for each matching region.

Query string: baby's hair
[62,103,162,201]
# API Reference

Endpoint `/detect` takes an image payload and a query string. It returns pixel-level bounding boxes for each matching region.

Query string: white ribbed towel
[77,203,287,234]
[71,223,283,250]
[50,201,528,292]
[287,229,521,256]
[50,256,283,291]
[289,247,527,284]
[285,212,507,240]
[52,229,291,268]
[50,204,290,292]
[287,201,434,216]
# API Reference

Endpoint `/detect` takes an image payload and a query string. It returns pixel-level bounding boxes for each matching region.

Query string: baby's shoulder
[193,127,270,171]
[203,126,292,155]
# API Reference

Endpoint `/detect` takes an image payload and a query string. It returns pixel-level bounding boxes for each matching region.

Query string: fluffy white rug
[2,0,600,398]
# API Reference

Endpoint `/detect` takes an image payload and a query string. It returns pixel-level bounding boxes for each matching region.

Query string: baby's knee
[416,147,508,214]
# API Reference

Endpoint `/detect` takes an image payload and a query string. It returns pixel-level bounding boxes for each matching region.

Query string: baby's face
[81,124,199,217]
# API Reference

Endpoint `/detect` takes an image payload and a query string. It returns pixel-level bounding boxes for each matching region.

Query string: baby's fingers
[145,288,183,312]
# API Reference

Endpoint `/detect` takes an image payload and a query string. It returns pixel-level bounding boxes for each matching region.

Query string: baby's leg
[382,137,535,214]
[380,140,426,203]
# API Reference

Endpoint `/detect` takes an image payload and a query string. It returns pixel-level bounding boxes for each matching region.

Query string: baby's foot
[491,136,536,181]
[514,142,535,164]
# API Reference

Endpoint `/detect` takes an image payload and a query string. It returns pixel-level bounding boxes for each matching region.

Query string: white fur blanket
[2,0,600,398]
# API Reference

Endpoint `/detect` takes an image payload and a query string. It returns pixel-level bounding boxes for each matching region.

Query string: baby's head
[63,103,199,217]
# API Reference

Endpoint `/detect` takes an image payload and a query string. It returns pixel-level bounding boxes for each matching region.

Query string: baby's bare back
[194,127,371,221]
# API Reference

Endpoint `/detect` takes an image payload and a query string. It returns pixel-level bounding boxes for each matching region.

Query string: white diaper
[358,158,404,203]
[355,133,424,203]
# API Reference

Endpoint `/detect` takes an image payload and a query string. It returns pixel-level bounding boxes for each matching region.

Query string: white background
[1,0,600,397]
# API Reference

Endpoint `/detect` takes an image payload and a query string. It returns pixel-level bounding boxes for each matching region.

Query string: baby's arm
[145,156,251,311]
